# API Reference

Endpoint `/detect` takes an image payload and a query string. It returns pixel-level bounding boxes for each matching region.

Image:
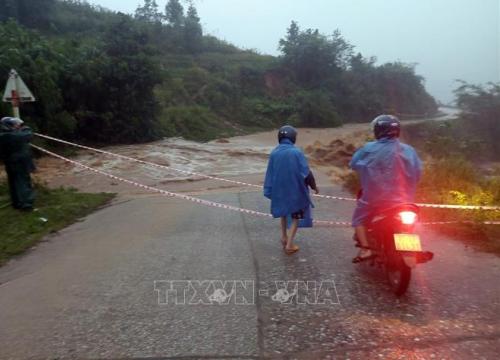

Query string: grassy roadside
[416,160,500,255]
[0,182,115,266]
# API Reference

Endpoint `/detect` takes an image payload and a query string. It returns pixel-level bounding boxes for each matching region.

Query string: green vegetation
[0,182,114,265]
[1,0,437,143]
[417,160,500,255]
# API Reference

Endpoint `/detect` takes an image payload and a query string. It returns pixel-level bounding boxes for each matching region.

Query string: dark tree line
[275,21,438,125]
[134,0,203,54]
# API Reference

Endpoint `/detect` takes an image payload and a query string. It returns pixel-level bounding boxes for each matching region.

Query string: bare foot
[352,248,375,263]
[281,237,288,248]
[284,244,300,255]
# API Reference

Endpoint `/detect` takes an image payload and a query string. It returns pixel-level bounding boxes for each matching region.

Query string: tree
[294,90,341,127]
[278,20,300,57]
[329,29,354,70]
[278,22,353,87]
[165,0,184,27]
[134,0,163,23]
[65,14,162,143]
[333,53,383,121]
[0,20,74,137]
[376,62,437,115]
[184,3,202,53]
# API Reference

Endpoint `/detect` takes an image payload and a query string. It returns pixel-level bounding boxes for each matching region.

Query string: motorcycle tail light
[399,211,417,225]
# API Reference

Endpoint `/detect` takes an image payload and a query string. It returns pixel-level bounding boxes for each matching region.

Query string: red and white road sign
[2,69,35,103]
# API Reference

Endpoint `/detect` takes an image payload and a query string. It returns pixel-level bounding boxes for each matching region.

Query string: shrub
[294,90,342,127]
[158,105,229,141]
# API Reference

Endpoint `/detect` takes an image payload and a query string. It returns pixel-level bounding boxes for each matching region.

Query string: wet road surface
[0,186,499,359]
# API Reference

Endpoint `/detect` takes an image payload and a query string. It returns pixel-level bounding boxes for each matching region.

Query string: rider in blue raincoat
[264,126,318,255]
[350,115,422,263]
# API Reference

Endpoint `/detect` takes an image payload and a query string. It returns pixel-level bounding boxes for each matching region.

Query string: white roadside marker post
[2,69,36,118]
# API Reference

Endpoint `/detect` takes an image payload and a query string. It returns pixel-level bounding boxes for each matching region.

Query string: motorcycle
[354,203,434,296]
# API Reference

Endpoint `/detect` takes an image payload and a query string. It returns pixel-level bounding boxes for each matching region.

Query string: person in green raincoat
[0,117,36,211]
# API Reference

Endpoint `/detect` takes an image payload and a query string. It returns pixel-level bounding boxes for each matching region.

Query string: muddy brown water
[22,108,460,195]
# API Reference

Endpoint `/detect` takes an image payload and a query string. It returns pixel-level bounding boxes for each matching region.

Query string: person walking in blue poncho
[264,126,319,255]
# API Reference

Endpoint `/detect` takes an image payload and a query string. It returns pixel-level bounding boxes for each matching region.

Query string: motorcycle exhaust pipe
[417,251,434,264]
[402,251,434,268]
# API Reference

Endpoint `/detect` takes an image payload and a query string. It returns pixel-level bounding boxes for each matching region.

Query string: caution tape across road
[32,144,353,228]
[35,133,359,202]
[35,133,262,189]
[31,145,500,226]
[34,133,500,212]
[419,220,500,226]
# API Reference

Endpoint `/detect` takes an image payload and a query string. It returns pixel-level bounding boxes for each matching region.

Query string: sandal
[281,238,288,248]
[352,247,376,263]
[284,244,300,255]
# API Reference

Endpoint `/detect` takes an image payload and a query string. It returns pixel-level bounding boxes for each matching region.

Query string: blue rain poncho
[264,139,313,219]
[350,138,422,226]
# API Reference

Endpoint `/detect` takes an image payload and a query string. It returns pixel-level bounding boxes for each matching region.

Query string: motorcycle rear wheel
[386,263,411,296]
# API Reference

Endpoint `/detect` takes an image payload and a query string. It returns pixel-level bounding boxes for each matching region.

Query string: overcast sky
[93,0,499,103]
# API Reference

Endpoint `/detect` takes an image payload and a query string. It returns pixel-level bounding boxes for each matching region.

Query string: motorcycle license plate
[394,234,422,252]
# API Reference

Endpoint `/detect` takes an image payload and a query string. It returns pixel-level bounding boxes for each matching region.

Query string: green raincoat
[0,127,35,210]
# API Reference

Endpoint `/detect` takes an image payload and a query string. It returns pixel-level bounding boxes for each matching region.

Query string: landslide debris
[305,139,357,168]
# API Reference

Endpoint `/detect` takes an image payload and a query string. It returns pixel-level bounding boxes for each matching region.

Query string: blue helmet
[371,115,400,139]
[0,117,24,131]
[278,125,297,144]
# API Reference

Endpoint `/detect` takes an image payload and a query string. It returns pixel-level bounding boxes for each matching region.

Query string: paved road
[1,187,499,359]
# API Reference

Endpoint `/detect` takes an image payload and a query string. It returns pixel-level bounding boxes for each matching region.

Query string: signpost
[2,69,36,118]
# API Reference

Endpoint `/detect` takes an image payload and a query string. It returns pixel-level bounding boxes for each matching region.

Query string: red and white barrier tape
[35,133,500,211]
[31,144,352,228]
[421,220,500,225]
[417,204,500,211]
[35,133,262,189]
[36,133,360,202]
